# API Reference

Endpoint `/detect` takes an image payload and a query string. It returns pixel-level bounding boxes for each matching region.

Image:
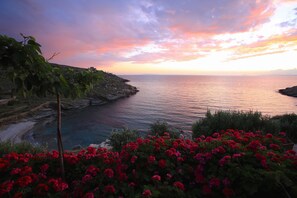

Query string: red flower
[269,144,281,151]
[86,165,100,176]
[20,166,32,175]
[48,178,68,192]
[0,180,14,195]
[10,168,21,175]
[131,155,138,163]
[16,176,32,187]
[223,187,234,197]
[147,155,156,163]
[104,168,114,178]
[158,159,166,168]
[35,183,49,195]
[152,175,161,181]
[265,133,273,138]
[82,174,92,183]
[173,181,185,191]
[40,164,49,173]
[50,151,59,159]
[119,172,128,181]
[219,155,231,166]
[142,189,152,197]
[104,185,115,194]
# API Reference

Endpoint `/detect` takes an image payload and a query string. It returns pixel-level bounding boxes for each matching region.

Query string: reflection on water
[31,75,297,149]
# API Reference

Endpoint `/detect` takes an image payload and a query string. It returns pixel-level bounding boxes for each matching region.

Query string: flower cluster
[0,130,296,197]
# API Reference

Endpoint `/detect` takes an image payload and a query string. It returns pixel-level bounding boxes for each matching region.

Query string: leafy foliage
[192,111,297,142]
[108,128,140,151]
[0,141,47,157]
[149,121,180,138]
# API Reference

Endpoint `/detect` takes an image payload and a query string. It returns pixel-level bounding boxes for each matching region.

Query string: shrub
[108,128,139,151]
[192,110,279,138]
[272,114,297,143]
[0,130,296,197]
[150,121,180,138]
[0,141,47,157]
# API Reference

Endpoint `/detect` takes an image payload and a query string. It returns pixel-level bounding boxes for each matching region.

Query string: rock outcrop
[279,86,297,98]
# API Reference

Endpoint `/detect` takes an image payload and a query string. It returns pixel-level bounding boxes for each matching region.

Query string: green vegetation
[108,128,140,151]
[0,141,47,157]
[192,110,297,142]
[150,120,180,138]
[0,34,102,179]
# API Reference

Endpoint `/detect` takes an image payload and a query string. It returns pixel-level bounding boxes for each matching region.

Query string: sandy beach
[0,121,36,143]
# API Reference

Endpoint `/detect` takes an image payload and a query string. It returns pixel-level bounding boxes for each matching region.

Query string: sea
[29,75,297,150]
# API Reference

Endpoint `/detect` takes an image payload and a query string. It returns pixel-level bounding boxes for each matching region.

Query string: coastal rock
[72,144,83,150]
[89,139,112,150]
[279,86,297,98]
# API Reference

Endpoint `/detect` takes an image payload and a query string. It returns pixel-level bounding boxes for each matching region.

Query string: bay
[30,75,297,149]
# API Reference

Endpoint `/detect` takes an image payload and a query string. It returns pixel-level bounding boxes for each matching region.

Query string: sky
[0,0,297,75]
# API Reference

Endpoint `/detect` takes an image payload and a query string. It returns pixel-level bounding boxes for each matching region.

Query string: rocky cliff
[279,86,297,98]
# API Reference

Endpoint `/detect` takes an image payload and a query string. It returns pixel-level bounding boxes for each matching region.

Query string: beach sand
[0,121,36,143]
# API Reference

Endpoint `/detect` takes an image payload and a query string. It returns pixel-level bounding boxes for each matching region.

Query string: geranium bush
[0,129,297,197]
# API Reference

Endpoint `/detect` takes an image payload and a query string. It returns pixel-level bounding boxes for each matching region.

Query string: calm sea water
[30,75,297,149]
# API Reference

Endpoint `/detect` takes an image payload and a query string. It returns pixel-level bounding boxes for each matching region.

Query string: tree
[0,34,102,179]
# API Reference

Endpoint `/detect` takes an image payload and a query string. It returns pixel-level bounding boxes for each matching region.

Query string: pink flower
[173,181,185,190]
[104,168,114,178]
[128,182,136,187]
[158,159,166,168]
[142,189,152,197]
[147,155,156,163]
[152,175,161,181]
[104,185,115,194]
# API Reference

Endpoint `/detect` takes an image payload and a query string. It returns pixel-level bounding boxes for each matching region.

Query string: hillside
[0,64,138,125]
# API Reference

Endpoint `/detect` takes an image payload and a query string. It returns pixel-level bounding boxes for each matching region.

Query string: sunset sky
[0,0,297,75]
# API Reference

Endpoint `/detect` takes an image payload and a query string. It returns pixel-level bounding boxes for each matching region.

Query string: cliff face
[279,86,297,98]
[88,72,138,103]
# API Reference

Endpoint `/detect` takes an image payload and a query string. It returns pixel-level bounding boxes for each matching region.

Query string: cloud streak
[0,0,296,72]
